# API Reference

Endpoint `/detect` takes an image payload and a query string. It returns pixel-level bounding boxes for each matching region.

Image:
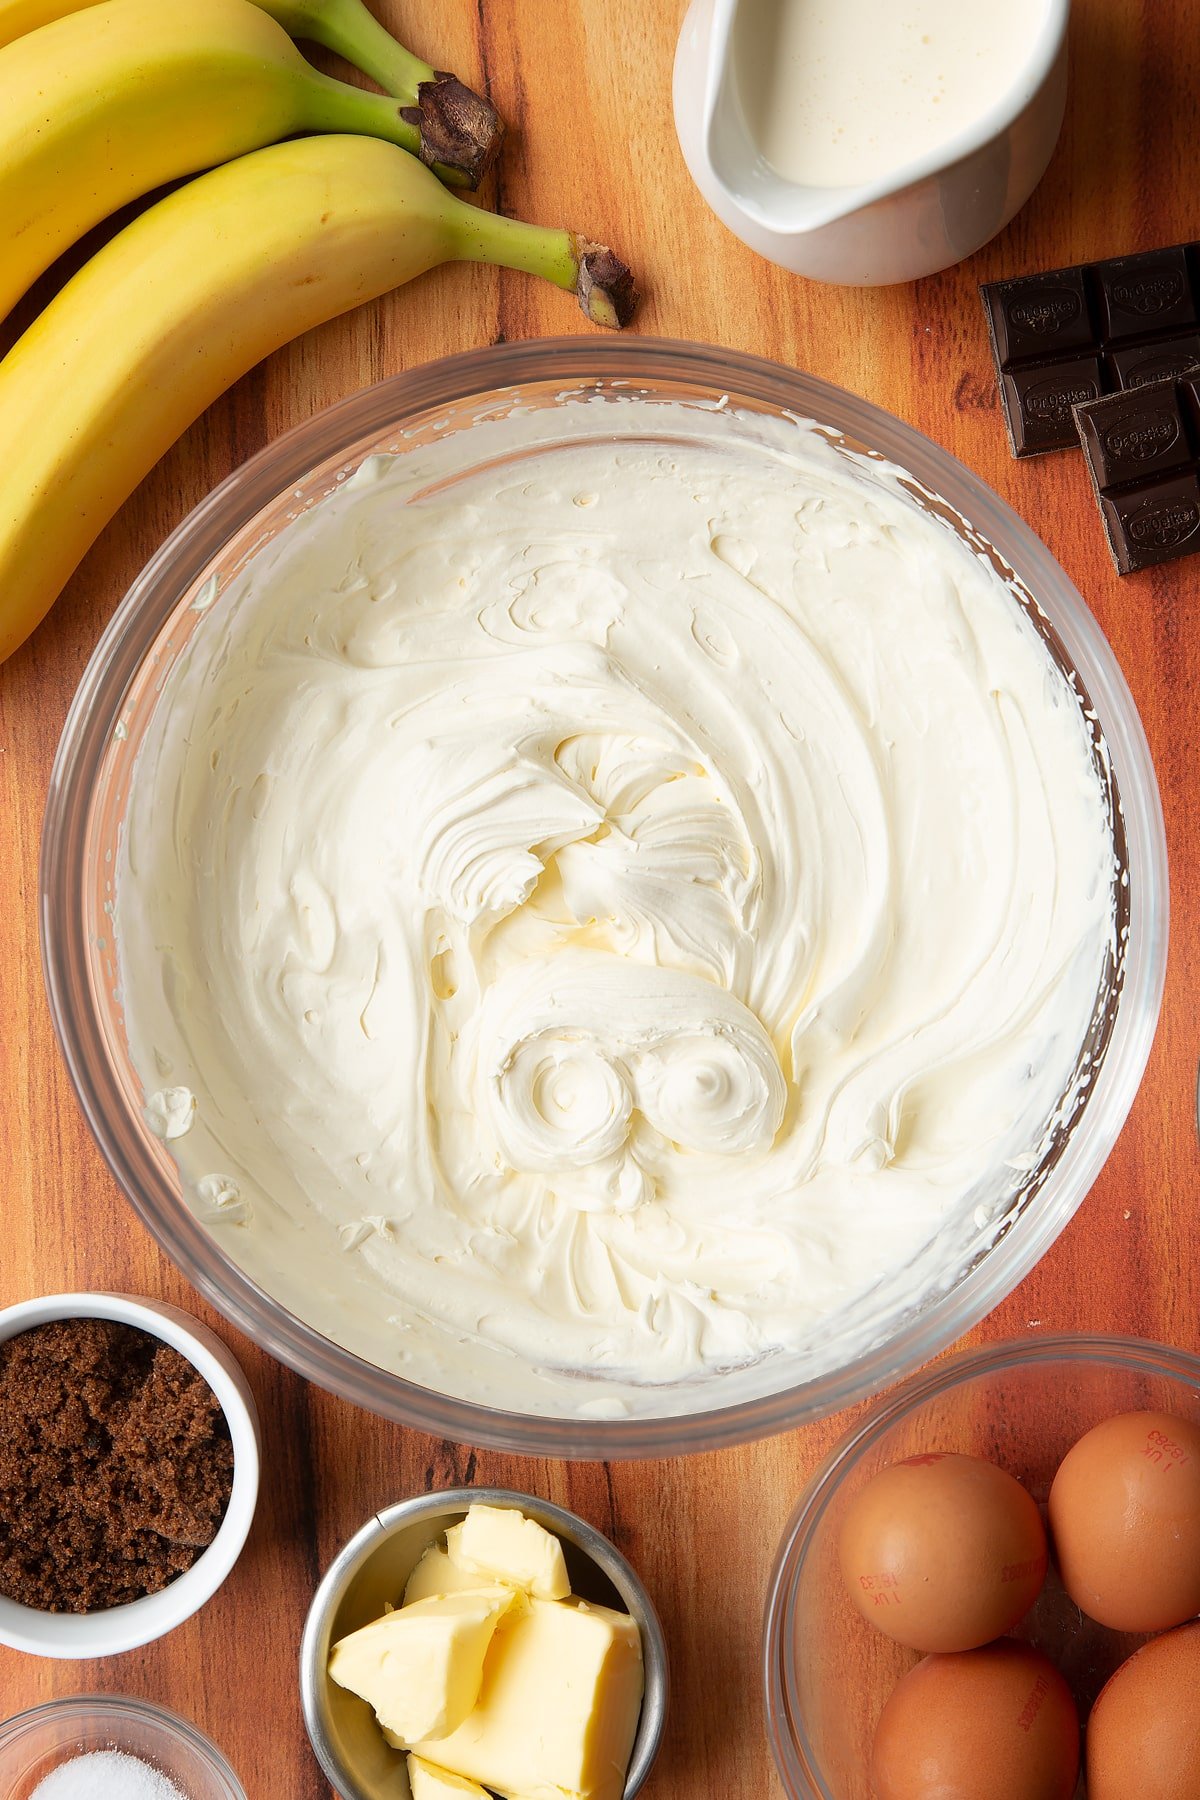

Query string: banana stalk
[0,133,637,665]
[261,0,504,185]
[0,0,502,185]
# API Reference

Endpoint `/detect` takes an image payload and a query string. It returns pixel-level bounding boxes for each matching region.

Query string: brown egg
[838,1451,1048,1651]
[871,1639,1079,1800]
[1049,1409,1200,1631]
[1086,1622,1200,1799]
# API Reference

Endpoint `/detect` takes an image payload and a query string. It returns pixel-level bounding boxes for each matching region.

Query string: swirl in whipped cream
[473,955,786,1214]
[114,399,1117,1413]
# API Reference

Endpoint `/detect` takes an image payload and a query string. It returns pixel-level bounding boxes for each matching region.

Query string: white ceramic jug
[673,0,1071,286]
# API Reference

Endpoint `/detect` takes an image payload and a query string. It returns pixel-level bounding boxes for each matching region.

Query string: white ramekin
[0,1291,260,1658]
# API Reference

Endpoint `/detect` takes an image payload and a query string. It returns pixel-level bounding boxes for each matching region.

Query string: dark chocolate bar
[1074,373,1200,573]
[981,245,1200,457]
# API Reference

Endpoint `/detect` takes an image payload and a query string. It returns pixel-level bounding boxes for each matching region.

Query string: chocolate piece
[989,267,1094,366]
[981,243,1200,456]
[1078,385,1189,488]
[1075,374,1200,573]
[1107,335,1200,390]
[1001,358,1103,456]
[1093,247,1197,338]
[1102,475,1200,573]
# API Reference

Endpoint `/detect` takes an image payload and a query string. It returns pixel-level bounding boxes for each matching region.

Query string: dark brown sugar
[0,1316,235,1612]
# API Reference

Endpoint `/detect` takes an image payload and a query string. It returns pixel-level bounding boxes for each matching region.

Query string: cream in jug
[733,0,1050,188]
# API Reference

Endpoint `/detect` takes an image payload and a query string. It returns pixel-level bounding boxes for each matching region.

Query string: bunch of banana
[0,0,503,185]
[0,135,636,663]
[0,0,636,663]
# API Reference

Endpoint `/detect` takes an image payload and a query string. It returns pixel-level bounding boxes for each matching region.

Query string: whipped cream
[115,398,1117,1414]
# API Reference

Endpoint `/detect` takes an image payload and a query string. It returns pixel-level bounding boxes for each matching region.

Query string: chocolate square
[1108,336,1200,390]
[986,268,1095,367]
[1075,388,1191,489]
[1001,358,1104,456]
[1094,247,1198,341]
[1101,472,1200,573]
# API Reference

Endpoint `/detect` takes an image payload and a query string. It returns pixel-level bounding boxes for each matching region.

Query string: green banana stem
[303,64,424,168]
[260,0,504,189]
[450,205,638,330]
[260,0,431,94]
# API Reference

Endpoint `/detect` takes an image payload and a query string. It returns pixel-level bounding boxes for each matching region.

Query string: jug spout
[698,0,874,238]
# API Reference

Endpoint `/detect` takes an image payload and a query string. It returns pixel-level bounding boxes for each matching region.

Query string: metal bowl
[299,1487,668,1800]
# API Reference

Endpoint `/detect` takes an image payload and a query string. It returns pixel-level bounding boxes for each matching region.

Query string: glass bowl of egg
[42,337,1167,1457]
[764,1332,1200,1799]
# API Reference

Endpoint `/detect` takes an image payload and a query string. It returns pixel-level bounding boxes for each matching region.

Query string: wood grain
[1,1,1197,1794]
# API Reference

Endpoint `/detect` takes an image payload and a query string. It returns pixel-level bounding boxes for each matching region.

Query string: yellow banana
[0,0,503,182]
[0,133,636,665]
[0,0,77,36]
[0,0,481,327]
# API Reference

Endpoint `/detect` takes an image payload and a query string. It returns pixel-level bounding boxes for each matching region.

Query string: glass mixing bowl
[763,1334,1200,1799]
[41,338,1167,1457]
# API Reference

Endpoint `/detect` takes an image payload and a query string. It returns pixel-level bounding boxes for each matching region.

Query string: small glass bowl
[763,1334,1200,1799]
[0,1695,247,1799]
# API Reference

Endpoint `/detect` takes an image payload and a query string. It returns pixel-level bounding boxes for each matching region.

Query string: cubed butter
[406,1755,491,1800]
[404,1542,492,1606]
[329,1587,515,1746]
[411,1596,644,1800]
[446,1503,571,1601]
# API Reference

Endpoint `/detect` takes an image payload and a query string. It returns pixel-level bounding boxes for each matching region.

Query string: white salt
[30,1749,188,1800]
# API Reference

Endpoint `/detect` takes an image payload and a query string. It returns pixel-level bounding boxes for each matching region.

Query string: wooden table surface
[1,0,1197,1793]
